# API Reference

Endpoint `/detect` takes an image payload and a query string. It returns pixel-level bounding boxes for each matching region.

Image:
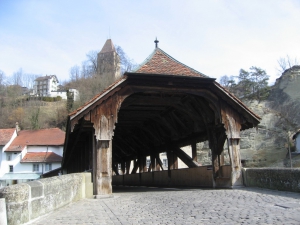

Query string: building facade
[0,126,65,187]
[34,75,59,97]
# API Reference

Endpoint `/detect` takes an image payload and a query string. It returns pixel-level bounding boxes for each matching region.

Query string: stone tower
[97,39,121,82]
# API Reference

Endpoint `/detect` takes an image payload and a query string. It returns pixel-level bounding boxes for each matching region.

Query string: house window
[7,154,11,161]
[9,165,13,172]
[45,163,52,171]
[33,164,39,172]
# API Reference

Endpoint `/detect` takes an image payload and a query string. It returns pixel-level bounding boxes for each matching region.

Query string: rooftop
[5,128,65,152]
[99,39,116,54]
[0,128,15,145]
[133,48,208,77]
[35,75,58,81]
[21,152,62,163]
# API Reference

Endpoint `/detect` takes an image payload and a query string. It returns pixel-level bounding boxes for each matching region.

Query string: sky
[0,0,300,85]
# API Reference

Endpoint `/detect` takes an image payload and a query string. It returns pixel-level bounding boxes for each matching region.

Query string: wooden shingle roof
[133,48,208,77]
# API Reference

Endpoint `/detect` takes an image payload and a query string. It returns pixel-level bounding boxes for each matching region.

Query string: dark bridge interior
[114,92,214,162]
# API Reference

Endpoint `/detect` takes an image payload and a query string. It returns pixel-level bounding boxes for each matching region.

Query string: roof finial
[154,37,159,48]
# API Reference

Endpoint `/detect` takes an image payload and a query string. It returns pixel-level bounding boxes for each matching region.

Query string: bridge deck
[28,186,300,225]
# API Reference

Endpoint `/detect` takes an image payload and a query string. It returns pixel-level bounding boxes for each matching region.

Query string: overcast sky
[0,0,299,84]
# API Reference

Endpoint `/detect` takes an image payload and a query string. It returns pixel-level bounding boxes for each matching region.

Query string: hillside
[0,98,68,131]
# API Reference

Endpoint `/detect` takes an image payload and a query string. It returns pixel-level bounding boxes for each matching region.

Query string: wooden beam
[155,153,164,170]
[173,147,200,168]
[131,159,139,174]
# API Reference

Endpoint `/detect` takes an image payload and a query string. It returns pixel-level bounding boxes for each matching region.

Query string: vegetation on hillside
[220,66,270,101]
[0,45,136,130]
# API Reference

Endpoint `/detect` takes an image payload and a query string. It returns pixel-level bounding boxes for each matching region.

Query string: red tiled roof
[21,152,62,163]
[134,48,208,77]
[0,128,15,145]
[5,128,65,152]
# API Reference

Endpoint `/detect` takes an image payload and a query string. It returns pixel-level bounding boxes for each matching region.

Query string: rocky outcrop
[240,100,294,167]
[268,65,300,126]
[196,66,300,168]
[240,66,300,167]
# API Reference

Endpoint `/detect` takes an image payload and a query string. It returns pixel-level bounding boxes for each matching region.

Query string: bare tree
[86,50,98,75]
[277,55,299,74]
[115,45,137,74]
[22,73,39,89]
[69,65,81,81]
[11,68,23,86]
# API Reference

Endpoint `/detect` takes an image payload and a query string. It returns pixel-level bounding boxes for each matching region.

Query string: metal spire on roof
[154,37,159,48]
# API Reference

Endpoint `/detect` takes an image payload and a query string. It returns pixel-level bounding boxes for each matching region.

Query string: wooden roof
[134,48,208,77]
[64,46,261,167]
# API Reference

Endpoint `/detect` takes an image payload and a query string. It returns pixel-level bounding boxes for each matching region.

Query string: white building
[49,88,80,101]
[0,126,65,187]
[293,130,300,153]
[33,75,80,101]
[34,75,59,97]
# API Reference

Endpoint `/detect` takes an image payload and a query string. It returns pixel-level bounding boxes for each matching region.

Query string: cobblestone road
[27,186,300,225]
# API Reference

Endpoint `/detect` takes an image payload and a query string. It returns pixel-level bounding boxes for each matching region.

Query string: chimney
[16,122,20,134]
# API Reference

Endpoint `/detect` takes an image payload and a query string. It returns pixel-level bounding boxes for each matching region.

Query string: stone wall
[0,173,93,225]
[243,168,300,192]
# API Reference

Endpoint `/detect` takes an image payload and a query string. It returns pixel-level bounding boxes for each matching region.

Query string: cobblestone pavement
[27,186,300,225]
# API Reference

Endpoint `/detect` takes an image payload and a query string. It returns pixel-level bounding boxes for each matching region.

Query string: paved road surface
[27,186,300,225]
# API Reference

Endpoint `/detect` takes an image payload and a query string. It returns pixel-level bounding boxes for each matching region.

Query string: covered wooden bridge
[62,46,260,197]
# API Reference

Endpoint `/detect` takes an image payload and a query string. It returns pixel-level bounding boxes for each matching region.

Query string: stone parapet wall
[242,168,300,192]
[0,172,93,225]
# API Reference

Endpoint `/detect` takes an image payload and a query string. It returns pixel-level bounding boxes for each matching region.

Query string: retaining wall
[242,168,300,192]
[0,172,93,225]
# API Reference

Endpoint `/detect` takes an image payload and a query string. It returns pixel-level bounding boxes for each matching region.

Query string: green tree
[249,66,269,101]
[30,107,40,130]
[237,69,253,97]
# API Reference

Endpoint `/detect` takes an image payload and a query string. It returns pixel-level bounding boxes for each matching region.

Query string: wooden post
[155,154,161,171]
[142,156,147,172]
[121,161,125,175]
[151,155,156,172]
[138,156,143,173]
[192,143,197,162]
[227,138,242,186]
[95,140,112,197]
[167,150,178,170]
[126,160,131,175]
[92,136,96,195]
